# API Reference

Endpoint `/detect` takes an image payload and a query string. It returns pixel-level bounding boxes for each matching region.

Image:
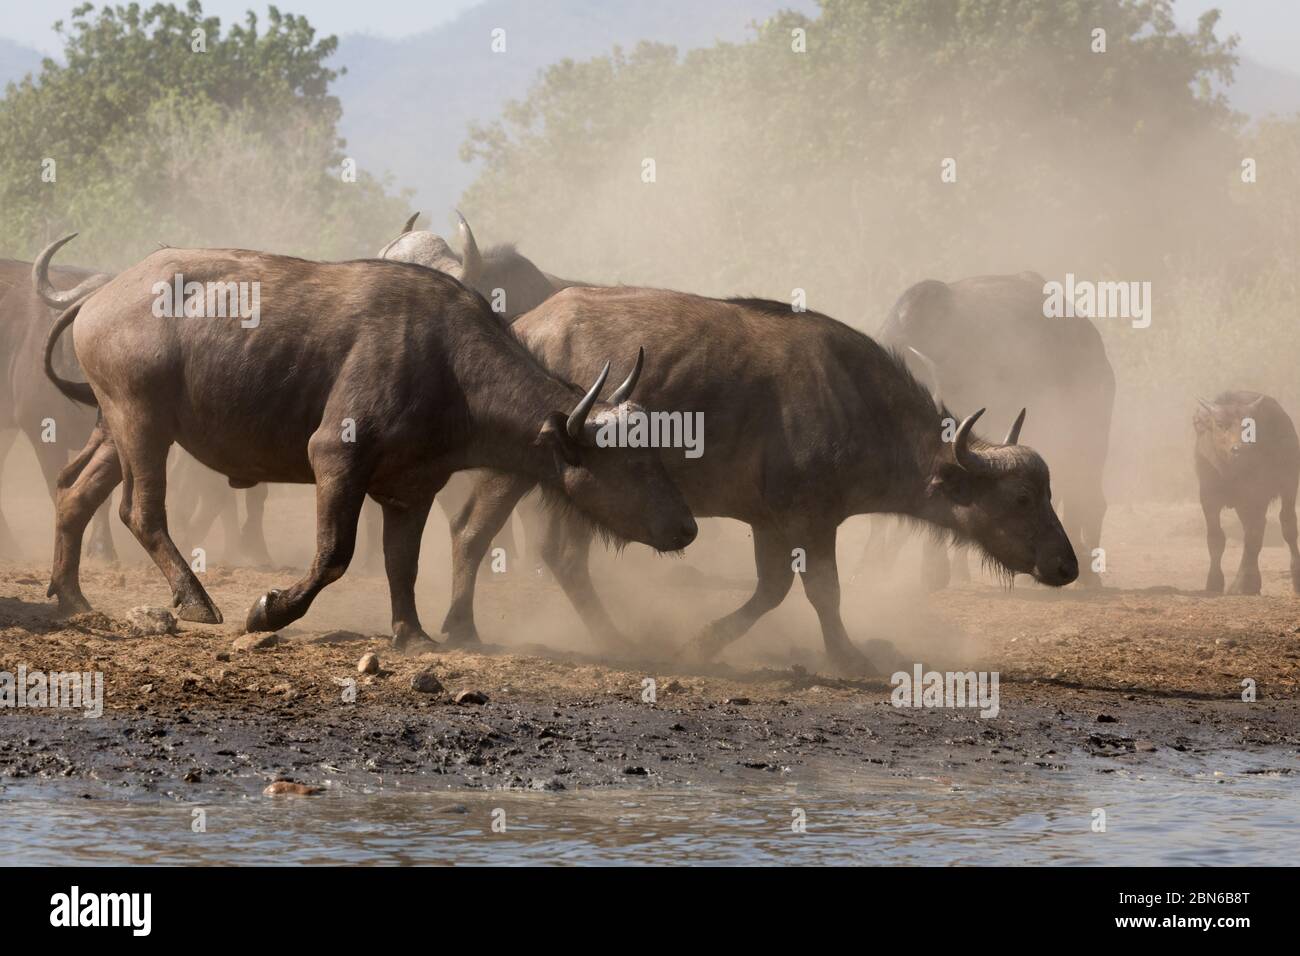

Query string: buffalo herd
[1,212,1295,675]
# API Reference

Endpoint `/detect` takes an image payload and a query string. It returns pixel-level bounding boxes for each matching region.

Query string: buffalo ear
[930,462,973,506]
[537,412,583,467]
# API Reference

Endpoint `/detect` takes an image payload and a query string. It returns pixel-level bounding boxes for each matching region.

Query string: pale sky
[0,0,484,54]
[0,0,1295,75]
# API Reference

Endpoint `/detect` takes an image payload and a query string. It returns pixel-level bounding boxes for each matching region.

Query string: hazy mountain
[0,36,43,89]
[1228,57,1300,120]
[331,0,818,223]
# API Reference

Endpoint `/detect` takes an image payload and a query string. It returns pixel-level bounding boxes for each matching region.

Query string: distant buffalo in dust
[1194,391,1300,595]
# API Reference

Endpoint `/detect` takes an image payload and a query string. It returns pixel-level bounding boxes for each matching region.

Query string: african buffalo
[440,287,1079,674]
[378,212,582,570]
[1194,391,1300,595]
[380,211,575,322]
[862,272,1114,589]
[40,236,695,647]
[0,257,116,560]
[32,246,277,567]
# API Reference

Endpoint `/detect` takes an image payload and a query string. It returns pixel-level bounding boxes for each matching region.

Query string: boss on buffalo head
[377,210,482,286]
[538,346,697,553]
[908,346,1076,586]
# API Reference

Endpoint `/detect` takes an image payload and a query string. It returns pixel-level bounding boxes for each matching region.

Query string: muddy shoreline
[4,556,1299,802]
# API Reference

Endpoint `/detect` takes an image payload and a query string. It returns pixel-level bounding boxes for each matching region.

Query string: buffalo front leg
[539,509,628,650]
[439,471,532,645]
[49,422,123,614]
[682,524,793,662]
[238,484,274,566]
[1282,487,1300,593]
[381,490,437,652]
[1228,501,1266,595]
[1202,493,1226,593]
[852,514,906,581]
[798,526,881,677]
[0,428,19,557]
[246,439,368,632]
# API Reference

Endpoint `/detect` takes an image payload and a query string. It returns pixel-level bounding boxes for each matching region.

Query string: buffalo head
[922,407,1078,586]
[1194,395,1266,477]
[378,210,482,287]
[537,347,697,553]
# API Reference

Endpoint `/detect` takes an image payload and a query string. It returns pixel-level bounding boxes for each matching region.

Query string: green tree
[0,1,407,265]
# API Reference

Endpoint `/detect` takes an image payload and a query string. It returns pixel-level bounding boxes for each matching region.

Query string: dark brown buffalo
[378,212,583,570]
[1194,391,1300,595]
[863,273,1114,589]
[380,212,574,322]
[440,287,1078,674]
[0,258,117,560]
[31,248,274,566]
[39,236,695,647]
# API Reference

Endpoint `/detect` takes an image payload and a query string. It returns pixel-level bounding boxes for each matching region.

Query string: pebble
[358,653,380,675]
[233,632,280,652]
[410,667,444,694]
[454,689,489,705]
[126,606,177,637]
[724,697,752,706]
[1135,739,1158,752]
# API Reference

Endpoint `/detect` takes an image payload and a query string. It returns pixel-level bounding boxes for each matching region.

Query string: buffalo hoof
[393,623,441,655]
[1205,570,1225,594]
[826,643,881,679]
[178,600,223,625]
[245,589,286,632]
[679,628,728,664]
[441,627,482,649]
[1227,576,1261,596]
[1290,566,1300,594]
[53,589,93,616]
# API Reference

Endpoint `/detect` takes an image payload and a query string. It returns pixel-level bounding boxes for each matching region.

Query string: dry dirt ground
[1,498,1299,799]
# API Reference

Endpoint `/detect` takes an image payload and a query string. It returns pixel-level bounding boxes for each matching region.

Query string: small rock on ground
[411,667,444,694]
[126,606,178,637]
[233,632,280,652]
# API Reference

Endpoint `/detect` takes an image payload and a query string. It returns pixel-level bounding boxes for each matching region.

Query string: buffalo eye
[1015,491,1032,509]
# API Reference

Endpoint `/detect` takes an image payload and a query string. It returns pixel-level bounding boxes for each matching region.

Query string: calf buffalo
[40,236,695,647]
[440,287,1078,674]
[1194,391,1300,595]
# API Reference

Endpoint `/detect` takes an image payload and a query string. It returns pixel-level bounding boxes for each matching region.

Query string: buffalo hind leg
[382,490,437,652]
[246,438,368,632]
[540,509,628,650]
[49,422,123,613]
[113,419,221,623]
[1282,486,1300,593]
[683,524,793,662]
[440,471,532,645]
[798,526,880,676]
[1228,500,1266,595]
